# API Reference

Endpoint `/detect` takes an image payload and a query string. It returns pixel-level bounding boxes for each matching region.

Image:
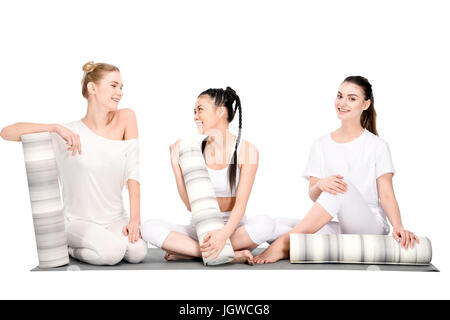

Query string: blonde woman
[1,61,148,265]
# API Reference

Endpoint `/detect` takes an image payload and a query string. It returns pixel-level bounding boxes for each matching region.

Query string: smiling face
[87,71,123,111]
[194,95,227,134]
[335,81,371,122]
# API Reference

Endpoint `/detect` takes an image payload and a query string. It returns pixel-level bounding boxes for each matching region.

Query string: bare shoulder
[241,140,258,153]
[238,139,259,166]
[117,108,138,139]
[169,139,181,151]
[117,108,137,121]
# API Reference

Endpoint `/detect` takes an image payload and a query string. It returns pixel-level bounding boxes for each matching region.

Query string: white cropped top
[51,120,140,225]
[206,138,242,198]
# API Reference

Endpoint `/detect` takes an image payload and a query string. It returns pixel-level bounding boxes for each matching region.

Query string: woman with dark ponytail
[141,87,275,263]
[254,76,419,264]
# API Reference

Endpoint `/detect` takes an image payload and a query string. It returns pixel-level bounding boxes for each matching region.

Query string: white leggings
[66,217,148,265]
[267,179,390,243]
[141,213,276,248]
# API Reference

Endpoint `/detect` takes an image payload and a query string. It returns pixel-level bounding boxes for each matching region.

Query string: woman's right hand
[392,228,419,249]
[317,174,347,195]
[54,125,82,156]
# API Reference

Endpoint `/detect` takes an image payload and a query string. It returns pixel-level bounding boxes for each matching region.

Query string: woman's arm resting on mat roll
[377,173,419,249]
[1,122,58,141]
[1,122,81,155]
[201,142,259,260]
[169,139,191,211]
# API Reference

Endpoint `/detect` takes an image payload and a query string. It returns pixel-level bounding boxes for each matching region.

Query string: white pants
[141,213,275,248]
[66,217,148,265]
[268,180,389,243]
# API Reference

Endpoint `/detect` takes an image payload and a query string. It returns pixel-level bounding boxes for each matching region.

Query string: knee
[319,178,356,199]
[246,215,276,245]
[335,179,359,205]
[316,179,359,218]
[140,219,170,248]
[125,239,148,264]
[317,183,350,218]
[342,178,358,193]
[97,241,127,266]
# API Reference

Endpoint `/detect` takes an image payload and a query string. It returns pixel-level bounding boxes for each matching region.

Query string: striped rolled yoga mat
[178,138,235,265]
[290,234,432,265]
[21,132,69,268]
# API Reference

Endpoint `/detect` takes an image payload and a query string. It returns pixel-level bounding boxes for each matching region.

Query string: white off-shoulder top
[51,120,139,226]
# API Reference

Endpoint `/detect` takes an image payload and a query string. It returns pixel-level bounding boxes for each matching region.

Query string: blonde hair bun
[81,61,120,99]
[82,61,96,73]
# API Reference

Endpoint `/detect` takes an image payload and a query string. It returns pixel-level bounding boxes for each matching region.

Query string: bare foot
[164,251,195,261]
[253,238,289,264]
[232,250,254,265]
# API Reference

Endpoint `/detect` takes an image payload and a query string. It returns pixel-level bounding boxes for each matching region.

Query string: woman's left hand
[200,229,229,261]
[122,220,141,243]
[392,228,420,249]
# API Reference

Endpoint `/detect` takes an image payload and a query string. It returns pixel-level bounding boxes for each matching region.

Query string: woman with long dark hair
[141,87,275,263]
[254,76,419,264]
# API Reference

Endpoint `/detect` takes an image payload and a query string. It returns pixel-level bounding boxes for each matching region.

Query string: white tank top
[206,138,242,198]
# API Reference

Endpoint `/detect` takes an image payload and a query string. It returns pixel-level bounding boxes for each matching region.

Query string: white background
[0,0,449,299]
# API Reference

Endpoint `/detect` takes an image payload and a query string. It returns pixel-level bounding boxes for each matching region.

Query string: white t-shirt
[51,120,140,226]
[302,129,395,227]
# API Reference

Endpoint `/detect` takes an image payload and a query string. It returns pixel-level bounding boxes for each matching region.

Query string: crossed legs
[141,215,275,264]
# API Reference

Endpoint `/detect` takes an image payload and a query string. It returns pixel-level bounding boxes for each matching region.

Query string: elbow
[0,127,12,141]
[1,124,21,141]
[230,200,247,216]
[308,190,318,202]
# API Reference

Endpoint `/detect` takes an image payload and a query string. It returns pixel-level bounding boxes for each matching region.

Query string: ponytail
[360,95,377,136]
[343,76,378,136]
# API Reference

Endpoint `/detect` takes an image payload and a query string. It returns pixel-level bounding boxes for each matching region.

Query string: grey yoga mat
[290,234,432,265]
[178,138,235,265]
[31,248,439,272]
[21,132,69,268]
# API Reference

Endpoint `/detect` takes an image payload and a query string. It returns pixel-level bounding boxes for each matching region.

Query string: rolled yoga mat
[290,234,432,265]
[178,138,235,265]
[21,132,69,268]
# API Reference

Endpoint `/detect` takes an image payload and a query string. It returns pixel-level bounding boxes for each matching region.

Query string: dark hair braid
[199,86,242,194]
